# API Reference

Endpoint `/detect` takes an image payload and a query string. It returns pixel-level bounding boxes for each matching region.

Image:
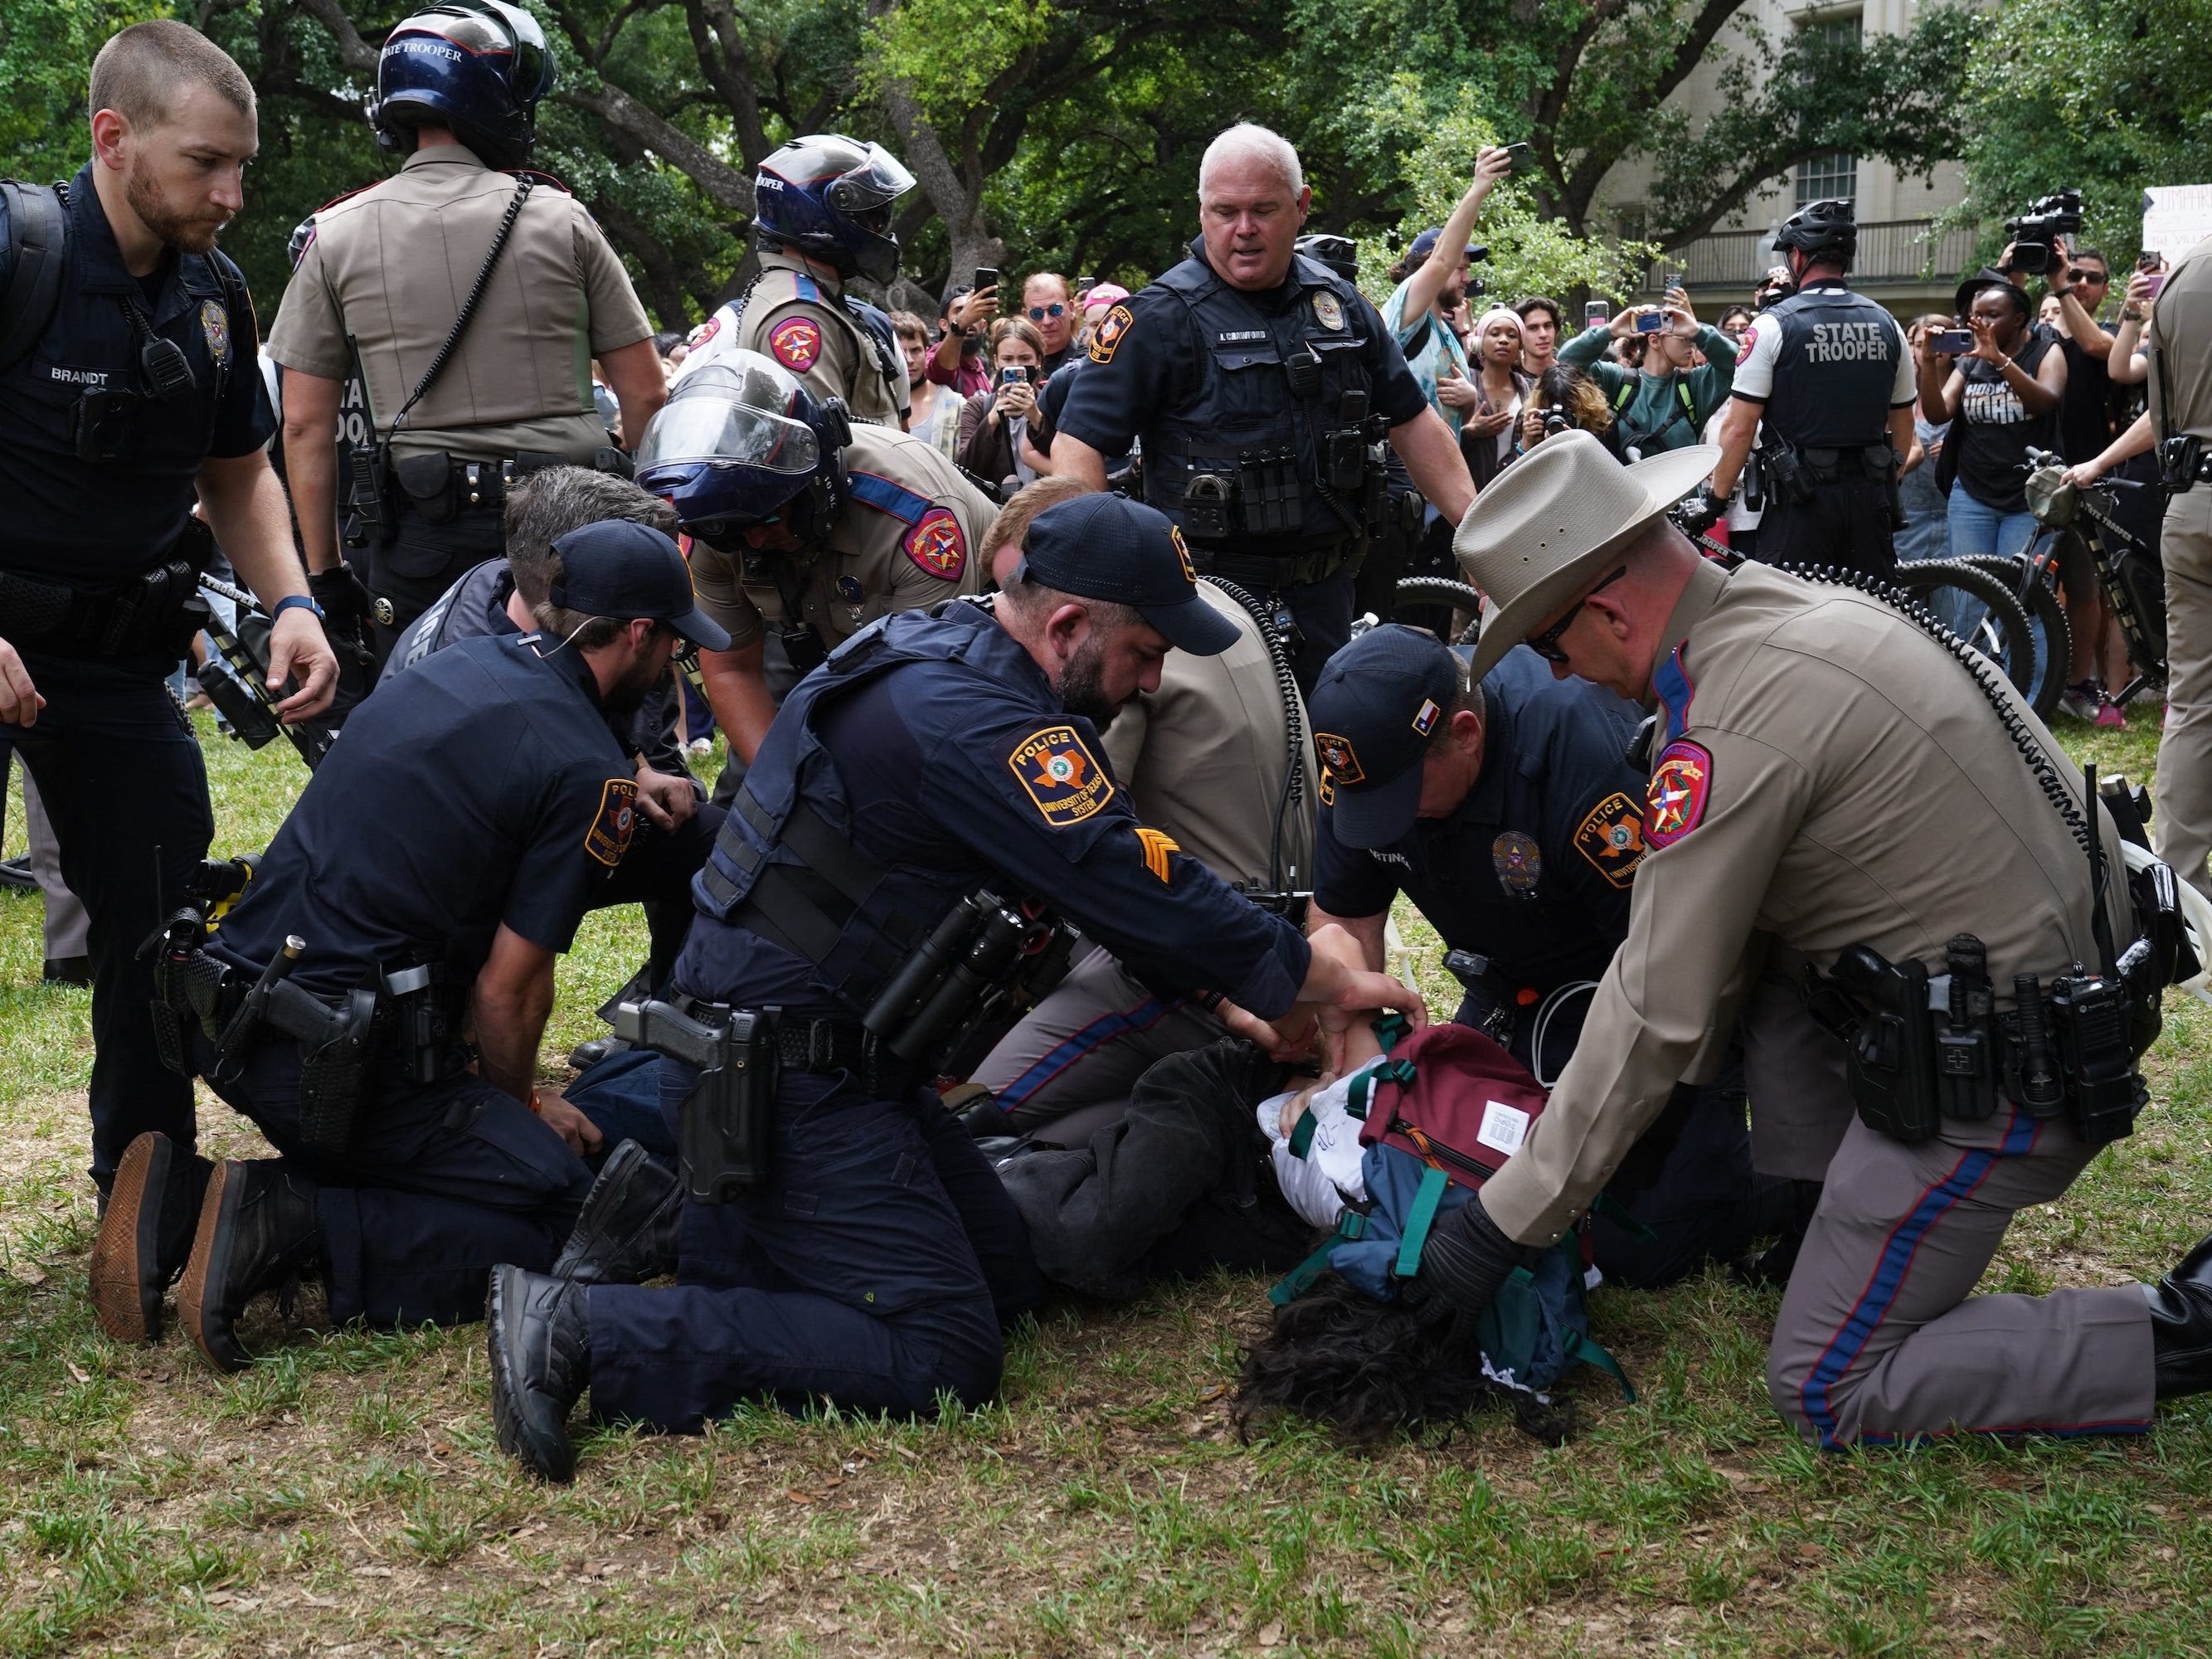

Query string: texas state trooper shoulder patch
[768,314,823,372]
[1090,304,1133,364]
[1645,741,1712,849]
[1009,726,1114,826]
[585,778,639,867]
[902,507,967,579]
[1573,791,1647,888]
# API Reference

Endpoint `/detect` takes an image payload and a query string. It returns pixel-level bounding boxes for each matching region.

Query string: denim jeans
[1944,487,2037,560]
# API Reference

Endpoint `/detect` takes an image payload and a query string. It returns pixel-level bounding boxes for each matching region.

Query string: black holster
[615,998,779,1203]
[1821,945,1943,1144]
[263,980,381,1156]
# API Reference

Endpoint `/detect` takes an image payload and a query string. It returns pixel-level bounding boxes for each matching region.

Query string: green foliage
[863,0,1061,129]
[1957,0,2212,270]
[0,0,163,182]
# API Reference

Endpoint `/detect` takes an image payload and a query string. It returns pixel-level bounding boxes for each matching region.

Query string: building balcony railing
[1640,218,1980,294]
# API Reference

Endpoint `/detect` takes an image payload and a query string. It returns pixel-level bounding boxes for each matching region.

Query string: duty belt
[1194,539,1357,592]
[664,993,915,1097]
[2159,434,2212,494]
[0,518,215,657]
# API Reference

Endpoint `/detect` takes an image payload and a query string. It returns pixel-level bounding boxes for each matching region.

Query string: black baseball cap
[1308,625,1460,849]
[1010,494,1239,656]
[547,519,732,651]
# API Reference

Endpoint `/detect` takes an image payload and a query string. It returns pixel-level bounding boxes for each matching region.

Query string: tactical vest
[1142,254,1378,553]
[683,608,1006,1014]
[1758,280,1903,450]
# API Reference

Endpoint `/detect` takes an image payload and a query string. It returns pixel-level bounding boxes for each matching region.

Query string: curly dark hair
[1233,1271,1575,1447]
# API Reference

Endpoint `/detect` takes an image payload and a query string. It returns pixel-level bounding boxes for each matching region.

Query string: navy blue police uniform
[1056,243,1428,688]
[583,598,1312,1431]
[1312,635,1766,1288]
[1728,277,1914,577]
[0,165,275,1190]
[194,630,640,1326]
[382,554,724,990]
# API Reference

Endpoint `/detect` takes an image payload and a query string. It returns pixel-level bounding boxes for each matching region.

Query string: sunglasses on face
[1027,304,1067,321]
[1526,566,1628,664]
[2069,267,2109,284]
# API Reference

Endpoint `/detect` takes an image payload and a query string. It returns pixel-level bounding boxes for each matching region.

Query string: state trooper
[634,349,994,762]
[0,23,337,1301]
[675,134,913,430]
[482,493,1422,1481]
[1427,429,2212,1449]
[269,0,666,668]
[965,476,1319,1142]
[1696,199,1915,577]
[94,521,729,1368]
[1056,123,1475,688]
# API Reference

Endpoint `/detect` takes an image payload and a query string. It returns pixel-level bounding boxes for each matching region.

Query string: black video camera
[2003,189,2085,276]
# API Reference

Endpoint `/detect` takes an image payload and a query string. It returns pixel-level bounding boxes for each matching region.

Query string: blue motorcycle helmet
[753,134,915,286]
[370,0,554,172]
[634,352,854,550]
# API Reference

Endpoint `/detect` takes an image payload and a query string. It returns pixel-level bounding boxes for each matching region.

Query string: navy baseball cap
[1408,227,1480,262]
[1011,494,1239,656]
[547,519,732,651]
[1308,625,1461,849]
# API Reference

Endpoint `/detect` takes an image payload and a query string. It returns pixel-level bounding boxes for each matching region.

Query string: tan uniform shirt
[268,145,654,462]
[678,251,907,427]
[1481,556,2134,1245]
[1100,583,1318,890]
[687,423,993,650]
[2146,233,2212,440]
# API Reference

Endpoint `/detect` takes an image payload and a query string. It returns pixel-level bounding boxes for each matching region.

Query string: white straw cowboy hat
[1453,428,1720,680]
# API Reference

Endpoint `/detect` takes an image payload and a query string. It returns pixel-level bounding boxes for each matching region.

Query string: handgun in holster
[257,972,378,1155]
[615,998,778,1203]
[1827,943,1942,1144]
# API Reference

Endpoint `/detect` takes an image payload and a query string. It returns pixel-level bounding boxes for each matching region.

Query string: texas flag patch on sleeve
[1644,741,1712,849]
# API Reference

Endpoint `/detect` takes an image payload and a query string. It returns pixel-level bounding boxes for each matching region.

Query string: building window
[1796,150,1858,208]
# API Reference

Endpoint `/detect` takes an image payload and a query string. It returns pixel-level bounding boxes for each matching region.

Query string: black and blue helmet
[753,134,915,286]
[634,353,854,549]
[369,0,553,171]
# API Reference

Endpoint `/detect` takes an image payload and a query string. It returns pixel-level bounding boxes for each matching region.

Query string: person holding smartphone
[926,279,999,397]
[959,316,1048,492]
[1557,286,1738,460]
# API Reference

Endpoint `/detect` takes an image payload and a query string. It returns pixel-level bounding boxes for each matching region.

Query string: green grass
[1,703,2209,1655]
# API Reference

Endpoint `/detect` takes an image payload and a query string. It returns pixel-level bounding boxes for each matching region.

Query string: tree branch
[294,0,381,75]
[554,82,755,219]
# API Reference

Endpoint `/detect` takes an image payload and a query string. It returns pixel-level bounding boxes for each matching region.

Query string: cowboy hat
[1453,429,1719,681]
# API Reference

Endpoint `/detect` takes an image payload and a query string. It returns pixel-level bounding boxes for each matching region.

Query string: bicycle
[2012,445,2169,711]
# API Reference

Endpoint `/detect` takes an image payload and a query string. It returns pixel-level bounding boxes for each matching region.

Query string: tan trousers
[2156,488,2212,897]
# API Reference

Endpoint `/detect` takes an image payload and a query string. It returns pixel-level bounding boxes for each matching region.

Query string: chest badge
[1573,791,1647,889]
[200,299,231,367]
[1492,830,1542,896]
[768,315,824,372]
[1646,740,1713,848]
[835,574,865,602]
[1009,725,1115,826]
[1311,291,1345,331]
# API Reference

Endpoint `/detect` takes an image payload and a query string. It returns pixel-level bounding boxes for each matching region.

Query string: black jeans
[362,496,505,672]
[2,649,211,1189]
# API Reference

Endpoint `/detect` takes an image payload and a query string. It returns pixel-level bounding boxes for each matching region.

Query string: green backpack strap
[1343,1058,1412,1122]
[1268,1209,1365,1306]
[1393,1165,1450,1279]
[1373,1009,1411,1049]
[1560,1325,1636,1402]
[1286,1104,1320,1159]
[1591,1189,1658,1246]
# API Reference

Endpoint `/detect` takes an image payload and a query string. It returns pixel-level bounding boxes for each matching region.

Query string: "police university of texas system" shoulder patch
[1009,726,1114,826]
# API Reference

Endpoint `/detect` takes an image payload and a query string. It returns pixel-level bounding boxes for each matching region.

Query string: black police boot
[488,1265,590,1482]
[551,1141,680,1286]
[177,1160,323,1373]
[89,1131,214,1343]
[2145,1229,2212,1399]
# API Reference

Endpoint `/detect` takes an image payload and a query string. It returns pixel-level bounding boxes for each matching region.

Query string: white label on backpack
[1477,1100,1530,1157]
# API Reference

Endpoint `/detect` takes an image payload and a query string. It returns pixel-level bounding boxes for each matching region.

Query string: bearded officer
[634,349,994,762]
[1055,123,1475,689]
[269,0,666,666]
[675,134,912,430]
[1422,427,2212,1449]
[1695,199,1914,577]
[0,23,337,1303]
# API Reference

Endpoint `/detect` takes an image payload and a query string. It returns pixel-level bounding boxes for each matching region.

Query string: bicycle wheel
[1958,552,2072,723]
[1889,560,2036,698]
[1393,577,1484,645]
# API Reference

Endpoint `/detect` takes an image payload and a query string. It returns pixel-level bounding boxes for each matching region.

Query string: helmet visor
[827,144,916,214]
[634,395,819,479]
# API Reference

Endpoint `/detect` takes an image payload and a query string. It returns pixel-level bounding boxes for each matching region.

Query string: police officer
[269,0,666,666]
[1698,199,1915,577]
[0,23,337,1295]
[675,134,913,430]
[483,493,1422,1481]
[635,350,995,761]
[1055,123,1475,688]
[92,520,731,1367]
[382,465,720,993]
[1431,429,2212,1447]
[967,478,1319,1140]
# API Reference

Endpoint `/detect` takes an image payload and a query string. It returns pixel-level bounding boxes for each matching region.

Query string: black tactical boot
[488,1265,590,1482]
[2146,1230,2212,1399]
[89,1132,214,1342]
[551,1141,680,1286]
[176,1160,322,1373]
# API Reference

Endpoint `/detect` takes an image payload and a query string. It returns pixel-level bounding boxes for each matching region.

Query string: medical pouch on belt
[1142,257,1375,547]
[1271,1016,1631,1402]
